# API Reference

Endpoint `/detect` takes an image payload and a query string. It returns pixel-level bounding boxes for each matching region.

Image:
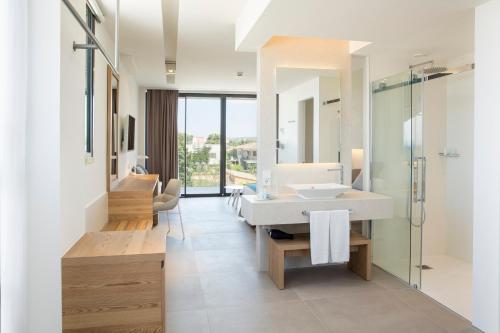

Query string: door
[371,71,424,286]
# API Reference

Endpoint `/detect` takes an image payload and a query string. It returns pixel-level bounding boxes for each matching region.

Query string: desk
[107,174,159,229]
[62,231,166,332]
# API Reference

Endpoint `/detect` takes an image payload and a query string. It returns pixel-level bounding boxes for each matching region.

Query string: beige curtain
[146,90,178,192]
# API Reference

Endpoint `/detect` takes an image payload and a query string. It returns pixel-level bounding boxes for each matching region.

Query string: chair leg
[166,211,171,234]
[178,204,185,240]
[232,190,238,207]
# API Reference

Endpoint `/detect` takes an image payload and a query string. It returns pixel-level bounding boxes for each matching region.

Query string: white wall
[138,88,148,159]
[422,78,448,258]
[420,73,474,262]
[473,1,500,331]
[445,71,474,262]
[118,64,140,177]
[1,1,29,332]
[257,37,352,190]
[60,0,140,254]
[351,67,364,149]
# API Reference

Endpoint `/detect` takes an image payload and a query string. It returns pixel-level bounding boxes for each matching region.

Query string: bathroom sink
[287,183,351,199]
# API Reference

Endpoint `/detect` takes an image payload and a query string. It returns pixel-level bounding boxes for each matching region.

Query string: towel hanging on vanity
[309,210,350,265]
[329,210,350,263]
[309,211,331,265]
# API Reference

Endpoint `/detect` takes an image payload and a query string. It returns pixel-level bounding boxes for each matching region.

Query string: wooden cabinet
[107,174,159,229]
[62,231,166,332]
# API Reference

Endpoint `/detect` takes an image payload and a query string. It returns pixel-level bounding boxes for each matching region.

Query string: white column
[473,1,500,331]
[1,1,29,332]
[27,0,62,332]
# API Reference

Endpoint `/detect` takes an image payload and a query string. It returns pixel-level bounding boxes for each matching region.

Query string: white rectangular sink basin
[287,183,351,199]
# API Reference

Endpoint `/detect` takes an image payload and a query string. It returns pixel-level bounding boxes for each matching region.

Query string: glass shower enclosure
[371,70,425,288]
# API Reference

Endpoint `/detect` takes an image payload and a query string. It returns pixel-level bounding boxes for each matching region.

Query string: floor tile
[207,301,329,333]
[167,309,211,333]
[166,250,199,276]
[195,248,254,273]
[371,265,410,290]
[191,232,254,251]
[287,266,386,301]
[167,274,205,312]
[391,288,474,333]
[307,289,446,333]
[200,268,300,308]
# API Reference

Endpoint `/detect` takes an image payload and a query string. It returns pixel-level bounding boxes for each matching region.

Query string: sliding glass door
[178,94,257,197]
[371,71,424,287]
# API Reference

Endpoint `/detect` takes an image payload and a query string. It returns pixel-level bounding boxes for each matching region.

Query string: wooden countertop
[62,231,165,266]
[110,174,159,193]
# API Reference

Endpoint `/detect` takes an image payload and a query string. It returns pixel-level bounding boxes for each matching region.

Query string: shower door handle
[412,157,426,203]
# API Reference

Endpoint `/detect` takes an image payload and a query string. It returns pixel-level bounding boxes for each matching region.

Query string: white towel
[309,211,331,265]
[329,210,350,263]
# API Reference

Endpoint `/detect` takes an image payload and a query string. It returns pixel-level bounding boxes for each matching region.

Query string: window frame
[85,5,96,157]
[177,93,257,197]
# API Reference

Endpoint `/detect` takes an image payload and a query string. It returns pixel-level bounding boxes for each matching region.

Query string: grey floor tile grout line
[302,299,335,333]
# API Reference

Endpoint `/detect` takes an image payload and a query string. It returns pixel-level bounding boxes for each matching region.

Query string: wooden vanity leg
[256,226,269,272]
[348,242,372,281]
[267,240,285,289]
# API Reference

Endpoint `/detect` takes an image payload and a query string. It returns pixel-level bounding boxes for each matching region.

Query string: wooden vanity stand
[62,231,166,332]
[106,174,159,231]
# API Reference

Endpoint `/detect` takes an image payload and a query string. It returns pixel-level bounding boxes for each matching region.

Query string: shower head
[422,66,448,75]
[409,60,448,75]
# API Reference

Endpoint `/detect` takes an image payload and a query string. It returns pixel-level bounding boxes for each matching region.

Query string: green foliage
[206,133,220,144]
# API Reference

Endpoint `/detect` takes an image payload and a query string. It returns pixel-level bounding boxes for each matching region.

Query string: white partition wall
[473,1,500,331]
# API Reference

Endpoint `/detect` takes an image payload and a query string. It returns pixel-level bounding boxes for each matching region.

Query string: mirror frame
[107,65,120,191]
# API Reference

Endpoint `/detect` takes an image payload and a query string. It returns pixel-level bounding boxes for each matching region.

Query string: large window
[85,5,96,155]
[178,94,257,197]
[225,98,257,186]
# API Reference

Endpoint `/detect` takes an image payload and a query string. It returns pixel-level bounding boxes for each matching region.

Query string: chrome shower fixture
[410,60,448,76]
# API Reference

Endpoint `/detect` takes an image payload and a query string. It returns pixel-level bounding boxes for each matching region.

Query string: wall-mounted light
[351,149,364,170]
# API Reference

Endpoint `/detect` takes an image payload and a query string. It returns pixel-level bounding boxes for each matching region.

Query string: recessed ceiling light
[167,69,174,73]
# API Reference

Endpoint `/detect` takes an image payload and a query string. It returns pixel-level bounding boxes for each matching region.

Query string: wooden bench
[101,218,153,231]
[268,231,371,289]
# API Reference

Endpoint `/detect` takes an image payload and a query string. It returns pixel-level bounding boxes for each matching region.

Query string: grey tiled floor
[159,197,479,333]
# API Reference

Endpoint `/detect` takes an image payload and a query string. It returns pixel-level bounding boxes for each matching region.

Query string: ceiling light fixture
[165,60,176,76]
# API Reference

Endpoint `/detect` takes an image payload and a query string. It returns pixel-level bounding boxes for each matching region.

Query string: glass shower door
[371,71,423,286]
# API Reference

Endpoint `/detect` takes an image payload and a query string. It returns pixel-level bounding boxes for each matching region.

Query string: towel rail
[61,0,119,78]
[301,209,353,217]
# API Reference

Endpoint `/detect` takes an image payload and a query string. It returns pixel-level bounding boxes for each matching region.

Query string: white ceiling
[236,0,488,73]
[95,0,488,90]
[99,0,166,87]
[174,0,256,93]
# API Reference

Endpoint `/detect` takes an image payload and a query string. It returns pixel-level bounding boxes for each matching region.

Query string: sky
[178,97,257,139]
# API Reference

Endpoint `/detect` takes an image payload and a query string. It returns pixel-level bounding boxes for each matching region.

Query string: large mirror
[107,66,119,190]
[276,67,341,164]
